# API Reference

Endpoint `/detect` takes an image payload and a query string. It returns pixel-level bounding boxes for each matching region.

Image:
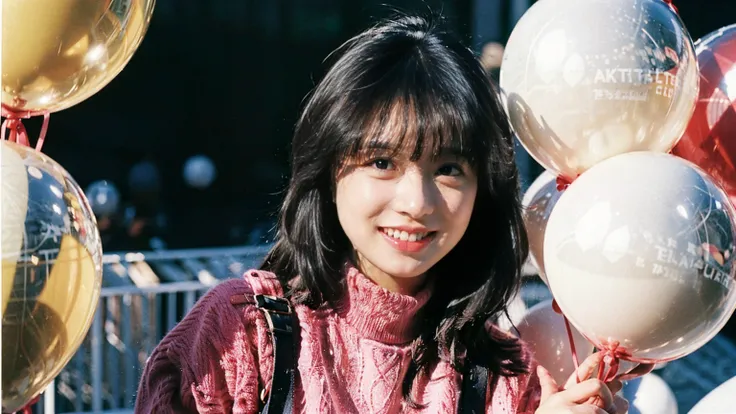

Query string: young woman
[135,13,647,413]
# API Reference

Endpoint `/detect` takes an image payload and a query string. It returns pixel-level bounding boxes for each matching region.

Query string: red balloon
[672,24,736,199]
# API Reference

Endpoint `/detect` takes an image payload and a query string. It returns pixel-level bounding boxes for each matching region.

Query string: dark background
[18,0,736,251]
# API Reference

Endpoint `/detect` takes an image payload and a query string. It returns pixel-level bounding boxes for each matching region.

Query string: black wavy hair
[261,12,529,404]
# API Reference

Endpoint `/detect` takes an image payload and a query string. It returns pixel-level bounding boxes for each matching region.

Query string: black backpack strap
[459,362,489,414]
[253,294,298,414]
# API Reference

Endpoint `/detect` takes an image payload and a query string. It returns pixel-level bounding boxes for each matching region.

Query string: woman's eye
[437,163,463,176]
[371,158,394,170]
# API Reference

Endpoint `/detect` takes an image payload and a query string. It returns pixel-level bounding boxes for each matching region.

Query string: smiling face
[335,111,478,294]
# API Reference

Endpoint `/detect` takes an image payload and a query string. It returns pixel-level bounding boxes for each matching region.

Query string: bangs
[352,97,477,164]
[329,42,484,170]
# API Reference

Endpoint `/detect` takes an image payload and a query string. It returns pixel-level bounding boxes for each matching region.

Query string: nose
[392,169,436,218]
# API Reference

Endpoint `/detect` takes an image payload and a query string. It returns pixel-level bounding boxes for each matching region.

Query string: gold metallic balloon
[2,0,155,114]
[1,141,103,413]
[500,0,699,181]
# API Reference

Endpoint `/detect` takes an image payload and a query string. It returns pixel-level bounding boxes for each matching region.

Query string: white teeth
[382,228,430,241]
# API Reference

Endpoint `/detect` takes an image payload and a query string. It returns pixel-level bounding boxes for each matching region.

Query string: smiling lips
[380,227,435,252]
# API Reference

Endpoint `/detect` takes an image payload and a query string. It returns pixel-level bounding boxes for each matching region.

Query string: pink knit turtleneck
[135,267,540,413]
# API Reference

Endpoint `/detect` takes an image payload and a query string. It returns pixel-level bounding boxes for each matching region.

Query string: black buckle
[254,294,293,334]
[254,294,292,314]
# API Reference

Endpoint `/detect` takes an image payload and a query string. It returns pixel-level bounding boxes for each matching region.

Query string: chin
[376,256,434,279]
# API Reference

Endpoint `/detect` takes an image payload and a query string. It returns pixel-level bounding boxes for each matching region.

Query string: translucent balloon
[183,155,217,189]
[544,152,736,363]
[500,0,699,181]
[2,0,155,114]
[1,143,28,315]
[522,171,563,282]
[1,141,103,413]
[86,180,121,217]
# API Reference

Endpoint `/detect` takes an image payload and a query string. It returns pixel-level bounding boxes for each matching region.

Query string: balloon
[544,151,736,363]
[500,0,699,181]
[672,24,736,200]
[183,155,217,189]
[2,0,155,115]
[128,160,161,194]
[522,170,563,282]
[1,141,103,413]
[86,180,120,217]
[689,376,736,413]
[1,143,29,315]
[622,374,678,414]
[515,300,595,385]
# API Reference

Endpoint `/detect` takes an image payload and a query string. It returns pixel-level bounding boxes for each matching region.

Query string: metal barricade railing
[34,245,272,414]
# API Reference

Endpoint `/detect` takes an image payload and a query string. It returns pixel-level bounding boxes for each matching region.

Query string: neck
[336,265,432,344]
[354,254,427,296]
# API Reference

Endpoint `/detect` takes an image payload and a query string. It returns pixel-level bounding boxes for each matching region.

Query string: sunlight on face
[335,133,478,295]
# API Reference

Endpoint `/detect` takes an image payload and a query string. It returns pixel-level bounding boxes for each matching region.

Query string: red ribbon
[1,105,50,151]
[18,395,41,414]
[553,300,582,382]
[595,340,632,383]
[663,0,678,13]
[555,299,630,384]
[555,175,579,192]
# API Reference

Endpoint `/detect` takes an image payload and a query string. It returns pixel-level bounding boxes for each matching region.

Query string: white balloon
[500,0,698,180]
[689,376,736,413]
[544,151,736,362]
[183,155,217,189]
[522,170,562,283]
[85,180,120,217]
[515,300,594,385]
[623,373,678,414]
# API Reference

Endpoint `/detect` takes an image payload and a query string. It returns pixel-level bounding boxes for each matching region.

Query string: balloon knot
[1,105,51,151]
[555,175,578,191]
[596,340,632,382]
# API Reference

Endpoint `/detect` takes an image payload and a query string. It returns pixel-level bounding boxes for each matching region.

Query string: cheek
[443,184,477,228]
[335,175,392,221]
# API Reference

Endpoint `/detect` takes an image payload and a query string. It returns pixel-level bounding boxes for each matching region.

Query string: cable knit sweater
[135,267,541,413]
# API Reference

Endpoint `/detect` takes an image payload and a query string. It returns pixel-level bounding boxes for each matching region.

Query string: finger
[613,395,629,414]
[569,406,608,414]
[581,406,609,414]
[558,379,614,407]
[537,365,560,402]
[606,379,623,395]
[565,352,604,388]
[616,363,655,382]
